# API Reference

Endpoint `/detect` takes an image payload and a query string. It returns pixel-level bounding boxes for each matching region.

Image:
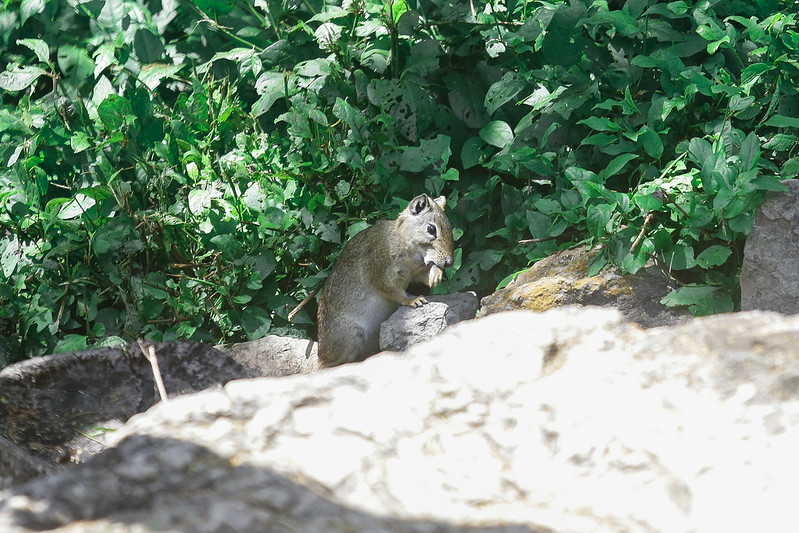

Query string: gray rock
[480,244,690,327]
[0,341,257,488]
[379,291,479,352]
[741,179,799,313]
[216,335,318,376]
[3,307,799,532]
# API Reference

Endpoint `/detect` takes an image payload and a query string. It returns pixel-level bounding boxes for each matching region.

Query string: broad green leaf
[660,285,716,307]
[400,134,452,172]
[54,334,88,354]
[188,189,212,215]
[738,131,760,171]
[309,6,349,21]
[764,115,799,128]
[763,134,797,152]
[139,63,183,91]
[666,1,689,15]
[0,65,46,91]
[633,192,663,212]
[741,63,774,87]
[751,177,790,192]
[520,85,566,113]
[20,0,45,24]
[58,193,97,220]
[479,120,514,149]
[695,245,731,268]
[17,39,50,65]
[391,0,409,23]
[1,236,22,277]
[471,249,504,271]
[57,45,95,85]
[134,28,165,64]
[485,72,526,116]
[600,153,638,179]
[93,44,116,78]
[70,132,92,153]
[586,203,614,238]
[97,95,133,131]
[638,127,663,159]
[578,116,622,132]
[663,243,695,270]
[193,0,235,16]
[461,136,488,169]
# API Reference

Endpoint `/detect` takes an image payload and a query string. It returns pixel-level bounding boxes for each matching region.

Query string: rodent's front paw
[428,265,444,287]
[409,296,429,308]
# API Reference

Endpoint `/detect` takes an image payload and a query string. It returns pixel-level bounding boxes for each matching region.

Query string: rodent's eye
[426,223,437,237]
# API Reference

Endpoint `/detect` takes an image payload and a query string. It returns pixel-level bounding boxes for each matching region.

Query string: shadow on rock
[0,341,258,488]
[0,435,550,533]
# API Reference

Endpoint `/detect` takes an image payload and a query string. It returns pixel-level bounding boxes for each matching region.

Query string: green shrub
[1,0,797,366]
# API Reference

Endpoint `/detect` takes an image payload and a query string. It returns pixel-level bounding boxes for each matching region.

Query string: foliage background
[1,0,797,367]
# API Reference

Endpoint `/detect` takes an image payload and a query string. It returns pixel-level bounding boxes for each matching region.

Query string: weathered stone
[0,341,257,488]
[379,291,479,352]
[216,335,318,376]
[3,307,799,532]
[480,244,690,327]
[741,179,799,313]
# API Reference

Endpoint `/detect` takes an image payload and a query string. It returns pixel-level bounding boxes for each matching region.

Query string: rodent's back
[317,221,397,366]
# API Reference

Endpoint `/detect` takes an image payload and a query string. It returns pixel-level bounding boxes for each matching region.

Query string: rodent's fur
[317,194,454,368]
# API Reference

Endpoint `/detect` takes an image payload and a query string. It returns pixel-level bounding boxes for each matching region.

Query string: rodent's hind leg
[319,319,378,367]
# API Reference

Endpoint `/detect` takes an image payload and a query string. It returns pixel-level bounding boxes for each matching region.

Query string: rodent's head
[401,194,455,270]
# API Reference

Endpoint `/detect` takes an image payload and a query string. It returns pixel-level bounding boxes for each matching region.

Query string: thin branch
[288,288,320,322]
[138,340,169,403]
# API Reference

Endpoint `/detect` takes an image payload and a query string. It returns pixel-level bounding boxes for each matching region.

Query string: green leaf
[54,334,88,354]
[764,115,799,128]
[485,72,526,116]
[695,245,731,268]
[600,153,638,179]
[20,0,45,24]
[17,39,50,65]
[1,237,22,277]
[663,243,695,270]
[134,28,165,63]
[638,127,663,159]
[400,134,452,172]
[97,95,133,131]
[242,307,272,340]
[738,131,760,171]
[479,120,514,149]
[0,65,46,91]
[660,285,716,307]
[70,132,92,153]
[188,189,212,215]
[58,193,97,220]
[192,0,235,16]
[139,63,183,91]
[578,116,622,132]
[461,137,489,169]
[586,203,614,238]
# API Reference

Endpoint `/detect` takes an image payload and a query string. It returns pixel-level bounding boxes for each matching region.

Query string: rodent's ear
[408,195,430,215]
[433,196,446,210]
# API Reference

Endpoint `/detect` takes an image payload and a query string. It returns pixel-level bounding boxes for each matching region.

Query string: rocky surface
[216,334,318,376]
[0,341,257,488]
[480,245,690,328]
[3,307,799,532]
[380,291,479,351]
[740,179,799,313]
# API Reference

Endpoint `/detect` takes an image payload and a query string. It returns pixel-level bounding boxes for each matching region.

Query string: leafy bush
[1,0,797,366]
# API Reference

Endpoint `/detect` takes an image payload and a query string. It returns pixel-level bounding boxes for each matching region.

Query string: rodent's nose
[444,256,453,268]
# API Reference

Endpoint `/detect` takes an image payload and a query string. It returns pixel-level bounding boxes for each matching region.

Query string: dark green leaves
[2,0,798,366]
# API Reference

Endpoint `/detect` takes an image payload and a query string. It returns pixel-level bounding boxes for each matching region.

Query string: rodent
[316,194,455,368]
